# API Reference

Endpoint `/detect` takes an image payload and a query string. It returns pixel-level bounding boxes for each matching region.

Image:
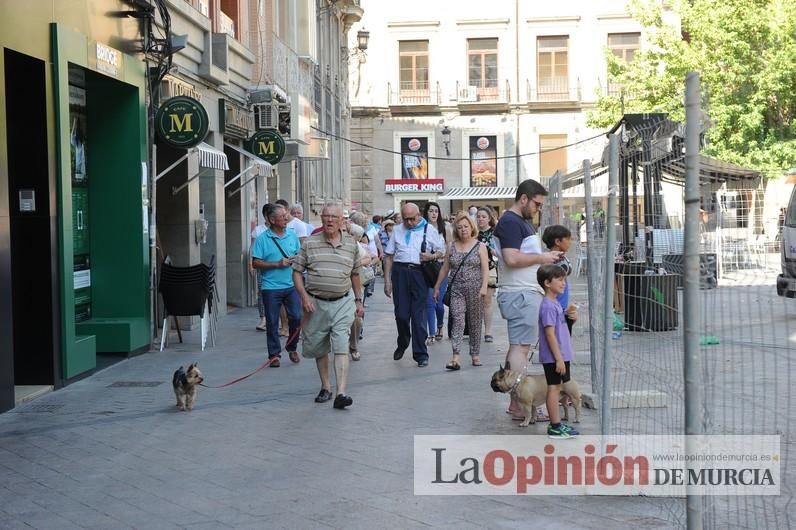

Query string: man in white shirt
[287,203,308,242]
[383,203,445,367]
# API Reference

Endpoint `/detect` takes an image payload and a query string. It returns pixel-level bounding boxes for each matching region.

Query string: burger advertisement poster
[470,135,497,187]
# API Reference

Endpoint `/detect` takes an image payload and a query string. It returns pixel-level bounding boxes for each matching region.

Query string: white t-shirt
[385,221,444,264]
[251,223,267,240]
[287,218,307,238]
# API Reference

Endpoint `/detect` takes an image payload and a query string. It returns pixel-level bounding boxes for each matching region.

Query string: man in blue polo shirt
[252,204,302,366]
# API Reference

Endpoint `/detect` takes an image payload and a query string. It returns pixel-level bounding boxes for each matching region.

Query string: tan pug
[490,363,582,427]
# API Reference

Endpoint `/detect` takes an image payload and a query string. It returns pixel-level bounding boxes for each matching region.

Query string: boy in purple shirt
[537,264,579,439]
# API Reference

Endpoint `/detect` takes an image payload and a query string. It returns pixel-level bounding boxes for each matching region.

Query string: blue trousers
[427,276,448,335]
[392,263,428,361]
[261,287,301,357]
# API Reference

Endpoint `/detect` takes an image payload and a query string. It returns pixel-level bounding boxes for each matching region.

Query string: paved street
[0,279,694,529]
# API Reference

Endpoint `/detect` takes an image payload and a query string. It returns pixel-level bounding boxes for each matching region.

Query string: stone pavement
[0,280,681,529]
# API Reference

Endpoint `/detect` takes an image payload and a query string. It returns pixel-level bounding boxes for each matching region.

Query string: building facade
[349,0,651,217]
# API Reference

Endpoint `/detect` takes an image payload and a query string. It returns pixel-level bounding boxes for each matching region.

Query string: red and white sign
[476,136,490,150]
[385,179,445,193]
[407,138,422,151]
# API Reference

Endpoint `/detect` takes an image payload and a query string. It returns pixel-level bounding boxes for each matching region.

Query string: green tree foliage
[587,0,796,173]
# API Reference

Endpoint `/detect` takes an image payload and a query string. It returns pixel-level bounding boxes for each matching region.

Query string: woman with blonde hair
[433,212,489,369]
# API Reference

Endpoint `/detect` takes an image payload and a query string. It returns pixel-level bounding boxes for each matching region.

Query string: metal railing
[455,79,510,104]
[526,77,581,102]
[388,81,441,106]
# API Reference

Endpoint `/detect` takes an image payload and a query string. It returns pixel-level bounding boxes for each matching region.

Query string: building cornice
[597,14,634,21]
[387,20,441,29]
[526,16,581,24]
[455,18,510,26]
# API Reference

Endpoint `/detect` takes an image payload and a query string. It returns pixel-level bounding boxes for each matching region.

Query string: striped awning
[439,186,517,200]
[224,142,274,177]
[196,142,229,171]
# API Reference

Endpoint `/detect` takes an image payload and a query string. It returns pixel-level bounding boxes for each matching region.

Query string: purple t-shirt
[538,296,574,364]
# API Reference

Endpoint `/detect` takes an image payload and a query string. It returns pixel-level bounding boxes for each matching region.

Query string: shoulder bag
[443,242,479,306]
[419,224,442,288]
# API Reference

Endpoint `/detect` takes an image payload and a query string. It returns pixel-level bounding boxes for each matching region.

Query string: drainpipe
[514,0,521,185]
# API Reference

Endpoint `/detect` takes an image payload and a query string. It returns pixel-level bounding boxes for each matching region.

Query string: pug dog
[172,363,204,411]
[490,363,582,427]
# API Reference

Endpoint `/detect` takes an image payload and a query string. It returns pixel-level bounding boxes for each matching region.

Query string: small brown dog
[490,363,582,427]
[173,363,204,411]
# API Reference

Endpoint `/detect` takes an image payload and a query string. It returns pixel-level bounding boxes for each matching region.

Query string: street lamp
[345,29,370,61]
[441,125,451,156]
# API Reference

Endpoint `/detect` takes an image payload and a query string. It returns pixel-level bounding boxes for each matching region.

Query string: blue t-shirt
[252,228,301,290]
[538,296,574,364]
[556,280,570,309]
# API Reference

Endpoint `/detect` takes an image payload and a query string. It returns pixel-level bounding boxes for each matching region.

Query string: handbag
[361,264,376,285]
[420,224,442,288]
[443,242,479,306]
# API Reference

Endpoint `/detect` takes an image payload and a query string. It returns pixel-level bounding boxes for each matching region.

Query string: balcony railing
[219,11,235,39]
[526,77,581,102]
[388,81,441,106]
[455,79,510,104]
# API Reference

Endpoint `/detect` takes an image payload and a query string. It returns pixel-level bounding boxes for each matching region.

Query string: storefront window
[401,137,429,179]
[469,135,497,187]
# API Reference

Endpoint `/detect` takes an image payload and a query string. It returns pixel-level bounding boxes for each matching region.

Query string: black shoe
[393,347,405,361]
[417,359,429,367]
[314,389,333,403]
[333,394,353,409]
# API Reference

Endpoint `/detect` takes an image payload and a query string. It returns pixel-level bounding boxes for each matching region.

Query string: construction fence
[542,74,794,528]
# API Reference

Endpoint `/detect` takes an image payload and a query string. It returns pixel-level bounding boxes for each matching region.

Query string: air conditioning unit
[458,85,479,102]
[253,103,279,130]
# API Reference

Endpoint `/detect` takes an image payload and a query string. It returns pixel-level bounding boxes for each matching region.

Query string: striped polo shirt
[292,230,362,298]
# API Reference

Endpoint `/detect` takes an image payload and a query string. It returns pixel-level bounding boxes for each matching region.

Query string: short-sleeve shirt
[538,296,574,364]
[493,210,543,293]
[385,220,444,264]
[292,231,361,298]
[251,228,301,290]
[287,218,307,238]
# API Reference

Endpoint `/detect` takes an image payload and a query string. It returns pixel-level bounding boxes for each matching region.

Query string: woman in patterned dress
[433,212,489,369]
[476,207,499,343]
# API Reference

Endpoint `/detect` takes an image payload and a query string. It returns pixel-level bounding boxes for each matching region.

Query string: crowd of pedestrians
[249,180,580,437]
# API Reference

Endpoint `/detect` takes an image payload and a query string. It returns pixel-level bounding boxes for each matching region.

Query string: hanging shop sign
[219,99,254,139]
[155,96,209,148]
[160,75,202,101]
[385,179,445,193]
[246,130,286,164]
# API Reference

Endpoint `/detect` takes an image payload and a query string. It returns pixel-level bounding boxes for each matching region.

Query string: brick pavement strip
[0,281,679,529]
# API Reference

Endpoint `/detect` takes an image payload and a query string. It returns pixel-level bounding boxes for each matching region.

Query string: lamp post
[441,125,451,156]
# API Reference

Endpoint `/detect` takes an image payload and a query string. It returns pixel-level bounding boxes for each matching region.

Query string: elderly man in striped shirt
[292,202,365,409]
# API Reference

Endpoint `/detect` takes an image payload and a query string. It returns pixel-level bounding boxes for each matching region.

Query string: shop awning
[197,142,229,171]
[223,142,274,177]
[439,186,518,200]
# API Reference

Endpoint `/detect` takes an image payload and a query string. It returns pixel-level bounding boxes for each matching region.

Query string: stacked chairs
[159,256,218,351]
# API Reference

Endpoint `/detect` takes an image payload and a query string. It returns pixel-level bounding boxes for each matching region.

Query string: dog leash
[199,324,304,389]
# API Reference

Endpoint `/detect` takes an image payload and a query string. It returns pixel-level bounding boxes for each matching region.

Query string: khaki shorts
[301,293,356,358]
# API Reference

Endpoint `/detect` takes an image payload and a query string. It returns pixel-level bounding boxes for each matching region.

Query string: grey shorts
[496,289,543,346]
[301,293,356,358]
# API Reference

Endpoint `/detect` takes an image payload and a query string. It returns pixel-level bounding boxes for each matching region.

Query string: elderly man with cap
[383,202,444,367]
[292,202,364,409]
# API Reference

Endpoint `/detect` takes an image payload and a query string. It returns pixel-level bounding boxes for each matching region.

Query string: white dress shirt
[385,221,445,264]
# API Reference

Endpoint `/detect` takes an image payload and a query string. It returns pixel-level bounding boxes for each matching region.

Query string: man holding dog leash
[292,202,364,409]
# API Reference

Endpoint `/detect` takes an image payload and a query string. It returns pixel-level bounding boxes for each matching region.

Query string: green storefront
[0,0,150,412]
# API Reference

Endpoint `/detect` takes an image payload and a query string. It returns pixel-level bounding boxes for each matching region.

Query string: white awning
[439,186,518,200]
[197,142,229,171]
[224,142,274,177]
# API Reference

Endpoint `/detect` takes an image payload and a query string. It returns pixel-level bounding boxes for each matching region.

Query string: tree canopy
[587,0,796,174]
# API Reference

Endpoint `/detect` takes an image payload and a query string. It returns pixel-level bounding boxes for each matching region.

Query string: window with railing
[539,134,568,177]
[537,36,569,100]
[607,33,640,96]
[468,38,498,100]
[399,40,430,102]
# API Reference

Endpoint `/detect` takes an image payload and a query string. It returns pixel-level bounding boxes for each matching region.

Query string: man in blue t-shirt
[252,204,302,366]
[492,179,562,420]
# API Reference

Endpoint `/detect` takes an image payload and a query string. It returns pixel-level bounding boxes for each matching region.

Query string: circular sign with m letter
[247,130,286,164]
[155,96,209,148]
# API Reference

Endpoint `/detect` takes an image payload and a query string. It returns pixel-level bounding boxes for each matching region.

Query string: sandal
[350,350,361,361]
[426,337,436,346]
[288,351,300,364]
[435,327,443,341]
[471,356,482,366]
[484,335,493,343]
[445,353,461,371]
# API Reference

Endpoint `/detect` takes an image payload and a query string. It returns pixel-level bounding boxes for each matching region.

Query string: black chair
[159,256,217,351]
